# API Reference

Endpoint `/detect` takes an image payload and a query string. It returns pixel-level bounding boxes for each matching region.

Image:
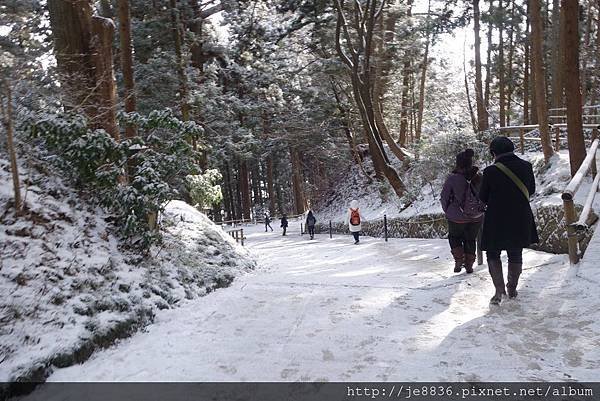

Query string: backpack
[459,178,486,218]
[307,215,316,226]
[350,208,361,225]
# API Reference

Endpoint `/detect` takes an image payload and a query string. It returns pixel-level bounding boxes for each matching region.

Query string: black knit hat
[489,136,515,156]
[456,148,475,170]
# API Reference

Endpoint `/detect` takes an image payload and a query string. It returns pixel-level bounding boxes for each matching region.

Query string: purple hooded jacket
[440,168,483,224]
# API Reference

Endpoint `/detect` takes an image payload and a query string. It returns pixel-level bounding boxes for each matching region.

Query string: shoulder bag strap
[495,162,530,201]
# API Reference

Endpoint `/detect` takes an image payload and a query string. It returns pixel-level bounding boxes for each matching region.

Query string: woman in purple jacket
[440,149,484,274]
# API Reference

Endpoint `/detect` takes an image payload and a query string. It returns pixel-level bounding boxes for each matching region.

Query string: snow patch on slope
[317,150,600,224]
[0,158,255,383]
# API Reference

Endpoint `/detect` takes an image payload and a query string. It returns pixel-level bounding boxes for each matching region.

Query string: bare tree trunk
[524,5,530,125]
[530,0,555,162]
[91,16,120,140]
[416,0,431,140]
[330,78,372,179]
[118,0,137,138]
[372,5,395,142]
[464,36,477,133]
[0,81,22,215]
[473,0,488,131]
[498,0,506,127]
[47,0,94,108]
[550,0,563,109]
[290,148,306,215]
[170,0,190,122]
[266,156,276,215]
[398,0,413,145]
[484,0,494,111]
[48,0,119,139]
[591,0,600,107]
[373,11,407,161]
[530,61,538,124]
[223,160,236,221]
[563,0,586,176]
[399,59,411,145]
[251,163,261,208]
[410,71,417,143]
[581,0,593,106]
[239,159,251,220]
[506,0,515,126]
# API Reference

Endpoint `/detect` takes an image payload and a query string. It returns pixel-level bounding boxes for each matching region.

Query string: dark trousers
[308,226,315,237]
[447,220,481,255]
[486,248,523,263]
[352,232,359,242]
[282,227,287,236]
[265,223,272,232]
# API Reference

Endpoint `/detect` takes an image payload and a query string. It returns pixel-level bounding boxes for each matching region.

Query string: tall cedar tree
[47,0,120,140]
[562,0,586,176]
[118,0,137,138]
[0,82,22,215]
[473,0,488,131]
[529,0,554,162]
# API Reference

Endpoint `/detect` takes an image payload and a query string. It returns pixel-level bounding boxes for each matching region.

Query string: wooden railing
[217,213,304,227]
[498,124,599,153]
[226,228,245,246]
[562,138,600,264]
[498,125,556,154]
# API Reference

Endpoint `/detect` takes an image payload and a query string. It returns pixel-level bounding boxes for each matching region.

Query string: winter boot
[506,262,523,299]
[451,247,465,273]
[464,254,477,274]
[488,259,506,305]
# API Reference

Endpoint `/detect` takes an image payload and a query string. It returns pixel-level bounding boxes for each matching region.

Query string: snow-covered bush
[404,129,490,204]
[186,169,223,210]
[24,109,206,249]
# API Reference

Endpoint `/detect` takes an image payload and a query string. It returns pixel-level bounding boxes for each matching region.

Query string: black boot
[464,254,476,274]
[488,259,506,305]
[506,262,522,299]
[451,247,465,273]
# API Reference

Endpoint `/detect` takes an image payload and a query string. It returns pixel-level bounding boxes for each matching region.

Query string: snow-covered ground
[0,157,254,383]
[34,220,600,384]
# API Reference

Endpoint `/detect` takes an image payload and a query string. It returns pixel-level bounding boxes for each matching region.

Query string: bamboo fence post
[329,220,332,239]
[241,229,244,246]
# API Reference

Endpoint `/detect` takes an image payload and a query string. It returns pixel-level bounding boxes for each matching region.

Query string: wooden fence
[226,228,245,246]
[498,124,599,153]
[562,138,600,264]
[498,105,600,153]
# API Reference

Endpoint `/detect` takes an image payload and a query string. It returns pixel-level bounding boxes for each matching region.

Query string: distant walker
[347,199,362,245]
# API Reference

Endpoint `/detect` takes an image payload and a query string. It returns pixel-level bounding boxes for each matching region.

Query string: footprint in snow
[322,349,335,361]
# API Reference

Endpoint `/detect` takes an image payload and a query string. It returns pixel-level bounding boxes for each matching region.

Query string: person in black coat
[264,213,273,232]
[280,214,289,236]
[306,210,317,239]
[479,136,539,305]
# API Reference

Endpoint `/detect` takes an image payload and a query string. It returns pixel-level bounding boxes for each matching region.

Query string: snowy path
[48,222,600,381]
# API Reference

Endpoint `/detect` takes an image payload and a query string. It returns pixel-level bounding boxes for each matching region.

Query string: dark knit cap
[489,136,515,155]
[456,148,475,170]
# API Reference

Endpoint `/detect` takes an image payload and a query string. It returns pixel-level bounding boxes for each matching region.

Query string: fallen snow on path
[45,222,600,382]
